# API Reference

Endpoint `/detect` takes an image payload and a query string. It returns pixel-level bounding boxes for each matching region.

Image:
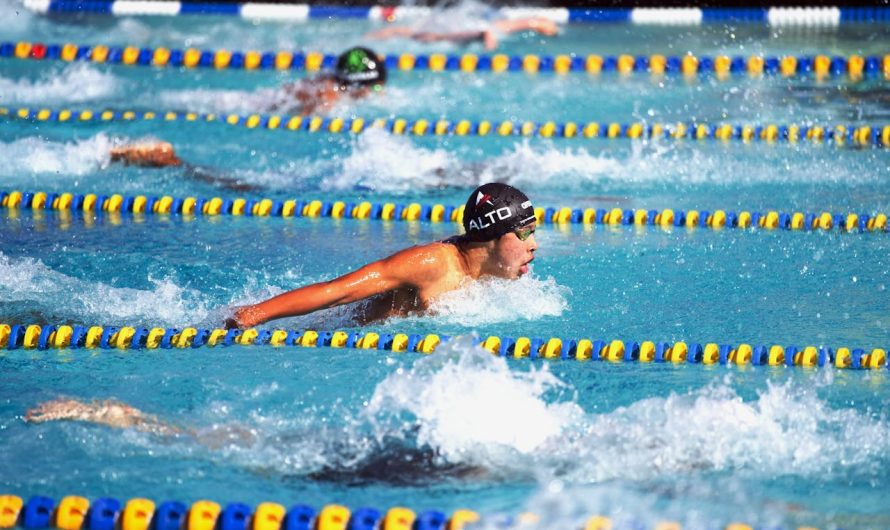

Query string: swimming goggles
[514,224,536,241]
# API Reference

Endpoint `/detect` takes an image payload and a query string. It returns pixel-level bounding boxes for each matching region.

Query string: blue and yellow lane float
[0,494,482,530]
[2,106,889,148]
[3,40,890,80]
[0,493,822,530]
[1,323,887,370]
[3,189,889,235]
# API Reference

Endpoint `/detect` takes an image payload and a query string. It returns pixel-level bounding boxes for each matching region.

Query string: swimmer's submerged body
[25,399,485,484]
[109,141,259,193]
[228,182,538,328]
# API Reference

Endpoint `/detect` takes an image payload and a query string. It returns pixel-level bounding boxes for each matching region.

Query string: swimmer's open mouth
[519,258,534,274]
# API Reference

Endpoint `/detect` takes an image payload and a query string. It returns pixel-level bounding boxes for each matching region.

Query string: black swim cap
[335,47,387,88]
[462,183,535,241]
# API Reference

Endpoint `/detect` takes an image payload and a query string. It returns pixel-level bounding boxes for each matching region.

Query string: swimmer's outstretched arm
[365,26,419,40]
[26,399,256,448]
[366,17,557,50]
[366,26,489,46]
[229,245,448,328]
[25,398,187,437]
[491,17,560,37]
[110,142,183,168]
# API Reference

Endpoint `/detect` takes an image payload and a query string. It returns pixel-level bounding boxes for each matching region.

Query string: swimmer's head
[462,183,535,242]
[335,47,387,90]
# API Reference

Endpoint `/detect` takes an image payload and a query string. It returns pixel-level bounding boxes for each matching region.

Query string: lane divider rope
[0,493,803,530]
[19,1,890,26]
[3,106,888,148]
[3,190,889,234]
[4,41,889,79]
[1,323,887,370]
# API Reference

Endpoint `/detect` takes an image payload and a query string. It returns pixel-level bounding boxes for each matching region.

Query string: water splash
[158,87,285,114]
[322,128,462,192]
[424,275,570,327]
[0,252,209,326]
[366,339,583,461]
[0,134,114,178]
[216,340,890,485]
[0,63,119,104]
[318,131,625,193]
[32,335,890,494]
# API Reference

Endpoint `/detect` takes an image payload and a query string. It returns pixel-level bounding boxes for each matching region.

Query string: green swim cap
[335,47,387,88]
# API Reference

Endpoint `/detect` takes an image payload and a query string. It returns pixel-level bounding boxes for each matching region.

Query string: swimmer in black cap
[227,182,537,328]
[275,46,387,115]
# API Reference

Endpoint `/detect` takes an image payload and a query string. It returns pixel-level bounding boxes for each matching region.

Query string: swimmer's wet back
[1,4,890,530]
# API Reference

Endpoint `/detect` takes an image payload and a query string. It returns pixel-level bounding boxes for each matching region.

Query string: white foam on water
[366,339,584,466]
[0,63,119,104]
[478,140,628,189]
[359,347,890,482]
[158,87,284,114]
[0,0,39,37]
[399,0,494,34]
[320,131,625,193]
[45,337,890,499]
[423,275,570,327]
[560,375,890,482]
[0,134,113,178]
[321,128,461,192]
[0,252,208,326]
[316,131,890,194]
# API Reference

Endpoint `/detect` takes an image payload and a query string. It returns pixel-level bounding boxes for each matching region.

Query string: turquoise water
[2,2,890,529]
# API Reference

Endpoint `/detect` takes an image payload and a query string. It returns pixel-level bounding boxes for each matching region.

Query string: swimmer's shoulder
[380,239,465,284]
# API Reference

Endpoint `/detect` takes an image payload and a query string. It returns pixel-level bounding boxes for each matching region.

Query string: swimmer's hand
[225,306,266,329]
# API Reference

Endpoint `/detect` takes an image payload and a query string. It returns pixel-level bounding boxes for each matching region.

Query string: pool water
[1,2,890,529]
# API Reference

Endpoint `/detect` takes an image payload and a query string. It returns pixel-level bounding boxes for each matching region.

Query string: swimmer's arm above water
[365,17,559,50]
[110,142,183,167]
[229,245,446,328]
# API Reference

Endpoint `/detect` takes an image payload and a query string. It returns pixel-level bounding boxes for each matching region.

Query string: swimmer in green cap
[276,46,387,115]
[103,46,388,181]
[227,182,538,328]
